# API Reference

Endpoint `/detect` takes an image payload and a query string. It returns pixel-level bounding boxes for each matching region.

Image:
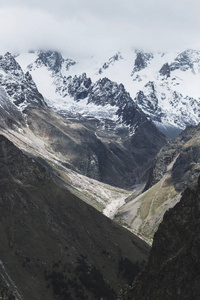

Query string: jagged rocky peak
[13,48,200,139]
[159,62,171,77]
[64,74,128,107]
[134,83,160,121]
[124,176,200,300]
[37,50,64,73]
[65,74,157,129]
[0,52,24,77]
[132,50,153,74]
[98,52,123,74]
[170,49,200,73]
[88,77,128,106]
[86,77,146,127]
[67,73,92,100]
[136,95,159,118]
[0,52,45,110]
[28,50,76,73]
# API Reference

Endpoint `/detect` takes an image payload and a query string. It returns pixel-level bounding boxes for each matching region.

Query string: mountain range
[0,47,199,298]
[0,48,200,236]
[15,48,200,138]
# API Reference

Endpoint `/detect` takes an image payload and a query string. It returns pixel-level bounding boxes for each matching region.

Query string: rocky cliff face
[122,176,200,300]
[0,52,45,110]
[0,134,150,300]
[131,50,154,74]
[145,124,200,192]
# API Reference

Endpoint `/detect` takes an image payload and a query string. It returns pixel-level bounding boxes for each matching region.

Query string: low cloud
[0,0,199,58]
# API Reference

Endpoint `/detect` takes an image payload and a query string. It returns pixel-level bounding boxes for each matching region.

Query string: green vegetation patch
[137,175,178,239]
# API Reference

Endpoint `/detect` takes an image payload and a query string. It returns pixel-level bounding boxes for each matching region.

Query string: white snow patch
[15,49,200,132]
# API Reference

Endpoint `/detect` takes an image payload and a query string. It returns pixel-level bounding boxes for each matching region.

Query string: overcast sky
[0,0,199,58]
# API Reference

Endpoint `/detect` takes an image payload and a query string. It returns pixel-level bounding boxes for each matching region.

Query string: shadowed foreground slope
[121,177,200,300]
[0,135,149,300]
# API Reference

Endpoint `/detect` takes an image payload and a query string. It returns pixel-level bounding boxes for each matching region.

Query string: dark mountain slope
[121,176,200,300]
[0,135,150,300]
[25,106,166,189]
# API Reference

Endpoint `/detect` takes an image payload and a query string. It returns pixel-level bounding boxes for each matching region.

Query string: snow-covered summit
[0,52,45,112]
[15,48,200,137]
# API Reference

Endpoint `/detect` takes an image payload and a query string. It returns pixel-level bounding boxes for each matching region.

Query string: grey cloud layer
[0,0,199,57]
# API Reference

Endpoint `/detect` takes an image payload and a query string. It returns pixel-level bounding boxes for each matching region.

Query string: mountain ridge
[15,48,200,138]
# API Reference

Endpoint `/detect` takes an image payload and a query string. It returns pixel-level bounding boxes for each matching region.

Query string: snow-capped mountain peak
[0,52,45,111]
[14,48,200,138]
[98,52,123,74]
[131,50,154,74]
